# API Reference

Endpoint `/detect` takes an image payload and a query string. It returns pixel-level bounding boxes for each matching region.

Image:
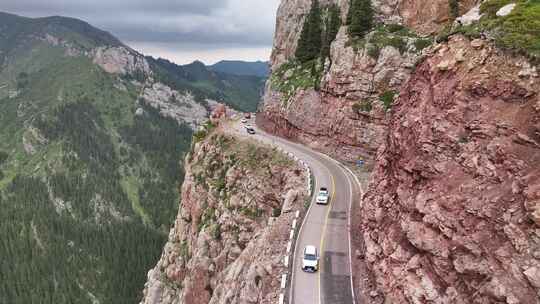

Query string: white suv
[316,187,329,205]
[302,245,319,272]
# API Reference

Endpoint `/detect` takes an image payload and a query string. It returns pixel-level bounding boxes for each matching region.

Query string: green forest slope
[0,11,262,304]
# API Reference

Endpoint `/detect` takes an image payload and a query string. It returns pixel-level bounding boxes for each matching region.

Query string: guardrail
[248,131,315,304]
[277,150,314,304]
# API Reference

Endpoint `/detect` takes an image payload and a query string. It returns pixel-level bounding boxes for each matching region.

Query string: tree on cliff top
[321,5,342,60]
[347,0,374,38]
[449,0,460,19]
[296,0,323,63]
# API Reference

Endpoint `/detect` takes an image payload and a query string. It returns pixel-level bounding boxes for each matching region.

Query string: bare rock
[471,39,484,49]
[141,82,208,129]
[92,46,150,75]
[359,35,540,303]
[282,189,298,212]
[496,3,517,17]
[456,4,482,26]
[139,131,307,304]
[524,266,540,289]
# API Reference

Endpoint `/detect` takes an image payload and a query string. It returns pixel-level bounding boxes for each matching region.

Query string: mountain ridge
[0,11,263,304]
[208,60,270,77]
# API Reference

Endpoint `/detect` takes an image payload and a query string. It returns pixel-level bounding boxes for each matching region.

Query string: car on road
[245,126,256,135]
[302,245,319,272]
[241,119,247,124]
[244,113,251,119]
[316,187,329,205]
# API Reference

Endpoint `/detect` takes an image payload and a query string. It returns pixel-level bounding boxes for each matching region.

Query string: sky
[2,0,281,64]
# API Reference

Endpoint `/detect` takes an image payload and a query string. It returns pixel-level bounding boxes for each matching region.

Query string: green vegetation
[348,23,431,57]
[271,59,324,103]
[296,2,342,63]
[352,100,373,113]
[148,57,265,112]
[0,14,198,303]
[414,38,433,52]
[481,0,540,59]
[347,0,374,38]
[240,206,264,218]
[209,60,270,78]
[179,240,190,260]
[296,0,323,63]
[449,0,461,19]
[0,176,165,304]
[480,0,516,16]
[438,0,540,60]
[198,207,217,232]
[193,121,217,144]
[379,90,398,111]
[321,5,342,60]
[279,3,341,101]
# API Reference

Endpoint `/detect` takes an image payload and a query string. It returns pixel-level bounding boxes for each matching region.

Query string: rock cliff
[261,0,540,303]
[140,129,308,304]
[260,0,478,162]
[359,35,540,303]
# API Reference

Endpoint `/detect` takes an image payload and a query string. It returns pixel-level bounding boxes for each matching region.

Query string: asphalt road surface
[231,119,361,304]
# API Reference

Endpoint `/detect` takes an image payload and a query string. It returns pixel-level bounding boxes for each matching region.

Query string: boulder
[496,3,517,17]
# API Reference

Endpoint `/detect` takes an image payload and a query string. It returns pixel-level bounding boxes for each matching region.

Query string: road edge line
[289,160,317,304]
[318,171,336,304]
[341,165,362,304]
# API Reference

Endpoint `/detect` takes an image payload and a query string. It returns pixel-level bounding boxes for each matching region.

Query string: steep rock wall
[359,35,540,303]
[261,0,478,163]
[140,131,307,304]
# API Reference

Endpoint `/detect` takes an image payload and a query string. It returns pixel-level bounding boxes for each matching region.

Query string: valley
[1,0,540,303]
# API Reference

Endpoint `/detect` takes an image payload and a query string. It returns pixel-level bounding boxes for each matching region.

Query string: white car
[302,245,319,272]
[316,187,329,205]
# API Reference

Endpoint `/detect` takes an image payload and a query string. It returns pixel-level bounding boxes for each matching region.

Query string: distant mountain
[209,60,270,78]
[149,58,266,112]
[0,11,261,304]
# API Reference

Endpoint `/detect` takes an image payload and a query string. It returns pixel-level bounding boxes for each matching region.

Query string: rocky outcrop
[92,46,151,76]
[141,82,209,129]
[140,131,308,304]
[359,35,540,303]
[398,0,477,34]
[261,0,480,163]
[262,3,422,162]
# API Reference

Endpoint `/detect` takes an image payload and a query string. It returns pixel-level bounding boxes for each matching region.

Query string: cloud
[1,0,280,63]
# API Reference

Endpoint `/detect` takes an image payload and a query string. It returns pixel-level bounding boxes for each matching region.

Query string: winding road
[229,119,362,304]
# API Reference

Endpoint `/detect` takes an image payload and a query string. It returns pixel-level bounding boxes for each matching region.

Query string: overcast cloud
[2,0,280,64]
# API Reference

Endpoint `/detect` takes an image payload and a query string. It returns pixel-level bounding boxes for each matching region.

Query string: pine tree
[449,0,460,19]
[348,0,374,38]
[321,5,342,59]
[296,0,323,63]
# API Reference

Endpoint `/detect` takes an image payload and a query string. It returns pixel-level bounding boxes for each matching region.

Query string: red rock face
[140,132,308,304]
[398,0,478,34]
[259,88,388,162]
[359,36,540,303]
[260,27,418,163]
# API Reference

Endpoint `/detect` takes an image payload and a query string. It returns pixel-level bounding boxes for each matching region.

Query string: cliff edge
[140,126,308,304]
